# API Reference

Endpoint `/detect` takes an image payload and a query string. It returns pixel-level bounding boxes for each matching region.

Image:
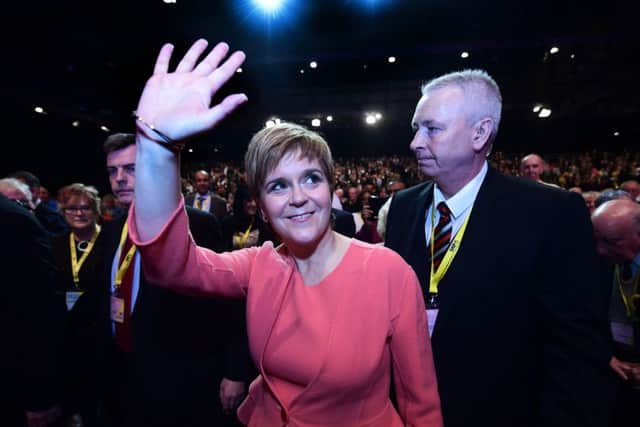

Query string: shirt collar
[433,161,488,220]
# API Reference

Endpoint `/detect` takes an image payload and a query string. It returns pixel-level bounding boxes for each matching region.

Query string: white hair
[0,177,33,203]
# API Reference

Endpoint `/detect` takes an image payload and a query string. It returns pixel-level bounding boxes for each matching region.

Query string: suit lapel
[407,182,434,293]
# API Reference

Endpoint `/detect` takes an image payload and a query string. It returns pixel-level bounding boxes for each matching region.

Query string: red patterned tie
[429,202,452,272]
[115,235,135,352]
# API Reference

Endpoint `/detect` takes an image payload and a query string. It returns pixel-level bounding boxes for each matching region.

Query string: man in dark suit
[332,207,356,238]
[185,169,229,222]
[0,194,66,427]
[100,134,251,427]
[385,69,615,427]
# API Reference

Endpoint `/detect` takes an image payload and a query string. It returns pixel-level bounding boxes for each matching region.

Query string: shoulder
[348,239,415,276]
[394,181,432,202]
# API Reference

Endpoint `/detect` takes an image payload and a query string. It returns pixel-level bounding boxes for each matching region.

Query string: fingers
[207,50,246,95]
[153,43,174,75]
[205,93,248,127]
[193,42,231,76]
[175,38,209,73]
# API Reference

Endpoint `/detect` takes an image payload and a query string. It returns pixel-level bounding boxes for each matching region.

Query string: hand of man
[609,356,640,383]
[219,377,246,414]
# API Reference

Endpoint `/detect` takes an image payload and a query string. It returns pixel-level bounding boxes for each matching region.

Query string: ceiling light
[72,121,80,127]
[549,46,559,54]
[613,131,620,136]
[34,106,45,114]
[188,148,193,153]
[375,112,382,120]
[265,120,276,128]
[311,118,321,127]
[236,67,243,73]
[100,125,110,132]
[532,104,542,113]
[252,0,284,13]
[326,115,333,122]
[460,51,470,59]
[309,61,317,69]
[365,114,376,125]
[388,56,396,63]
[300,69,304,74]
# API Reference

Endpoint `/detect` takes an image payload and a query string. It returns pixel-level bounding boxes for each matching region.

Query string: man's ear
[472,117,494,153]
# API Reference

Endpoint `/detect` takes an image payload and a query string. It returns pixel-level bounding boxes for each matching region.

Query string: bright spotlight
[388,56,396,63]
[309,61,318,69]
[72,121,80,127]
[460,51,470,58]
[236,67,243,73]
[538,108,552,118]
[252,0,285,14]
[275,118,281,124]
[613,131,620,136]
[265,120,276,128]
[549,46,559,54]
[532,104,542,113]
[375,112,382,120]
[365,114,376,125]
[311,118,321,127]
[34,106,45,114]
[100,125,110,132]
[326,115,333,122]
[188,148,194,153]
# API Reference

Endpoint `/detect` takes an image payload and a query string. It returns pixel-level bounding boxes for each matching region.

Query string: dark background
[3,0,638,194]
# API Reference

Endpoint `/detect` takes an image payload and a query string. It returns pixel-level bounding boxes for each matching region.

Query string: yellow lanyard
[69,225,101,287]
[114,222,137,290]
[428,199,473,295]
[239,221,253,246]
[615,264,640,318]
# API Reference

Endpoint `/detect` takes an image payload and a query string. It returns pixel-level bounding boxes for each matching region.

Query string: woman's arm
[133,39,246,241]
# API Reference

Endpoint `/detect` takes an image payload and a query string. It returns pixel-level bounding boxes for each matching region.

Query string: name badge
[111,296,125,323]
[611,321,634,346]
[65,291,84,311]
[426,309,438,338]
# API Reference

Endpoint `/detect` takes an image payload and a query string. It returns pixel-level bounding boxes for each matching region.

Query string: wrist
[133,111,186,154]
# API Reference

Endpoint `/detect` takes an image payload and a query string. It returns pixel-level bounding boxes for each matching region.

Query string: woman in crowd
[222,185,278,251]
[50,183,104,426]
[128,39,442,426]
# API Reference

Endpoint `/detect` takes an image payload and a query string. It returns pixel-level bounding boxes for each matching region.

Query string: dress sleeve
[390,266,443,427]
[128,197,260,298]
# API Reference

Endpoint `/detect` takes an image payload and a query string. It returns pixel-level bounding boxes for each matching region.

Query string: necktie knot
[437,202,451,218]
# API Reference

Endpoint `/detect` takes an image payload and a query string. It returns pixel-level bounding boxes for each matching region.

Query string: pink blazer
[129,200,442,427]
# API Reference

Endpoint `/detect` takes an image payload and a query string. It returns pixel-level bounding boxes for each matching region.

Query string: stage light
[549,46,559,54]
[311,118,321,127]
[388,56,396,63]
[309,61,317,69]
[265,120,276,128]
[188,148,194,153]
[300,69,305,74]
[236,67,243,73]
[326,115,333,122]
[375,112,382,120]
[460,51,469,59]
[365,114,376,125]
[252,0,285,14]
[613,131,620,136]
[532,104,542,113]
[72,121,80,127]
[34,106,45,114]
[538,108,552,118]
[100,125,110,132]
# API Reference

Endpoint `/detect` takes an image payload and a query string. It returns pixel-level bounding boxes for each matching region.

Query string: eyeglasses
[63,205,94,213]
[12,199,33,211]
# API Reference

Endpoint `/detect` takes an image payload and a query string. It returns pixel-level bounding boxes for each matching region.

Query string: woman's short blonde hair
[244,122,335,199]
[59,183,101,216]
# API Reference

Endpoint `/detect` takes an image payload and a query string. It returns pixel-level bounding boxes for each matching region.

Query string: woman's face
[243,198,258,217]
[63,195,97,233]
[259,151,332,250]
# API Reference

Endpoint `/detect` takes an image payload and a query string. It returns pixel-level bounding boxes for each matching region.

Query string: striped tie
[430,202,452,272]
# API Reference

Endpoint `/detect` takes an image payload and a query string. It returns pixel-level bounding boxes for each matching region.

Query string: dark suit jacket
[99,206,251,426]
[332,208,356,238]
[0,195,66,424]
[185,192,228,223]
[385,167,616,427]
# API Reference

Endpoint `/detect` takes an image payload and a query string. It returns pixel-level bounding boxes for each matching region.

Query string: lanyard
[428,197,474,295]
[239,221,254,247]
[615,264,640,318]
[114,222,137,290]
[69,225,101,287]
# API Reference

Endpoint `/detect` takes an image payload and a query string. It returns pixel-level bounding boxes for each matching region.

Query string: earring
[260,210,268,223]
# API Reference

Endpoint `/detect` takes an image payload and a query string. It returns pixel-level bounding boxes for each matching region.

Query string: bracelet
[133,111,186,154]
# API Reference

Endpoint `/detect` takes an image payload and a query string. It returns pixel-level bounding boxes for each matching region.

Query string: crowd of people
[1,37,639,427]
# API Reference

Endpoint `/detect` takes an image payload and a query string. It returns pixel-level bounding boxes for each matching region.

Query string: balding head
[620,180,640,201]
[592,199,640,263]
[520,153,545,182]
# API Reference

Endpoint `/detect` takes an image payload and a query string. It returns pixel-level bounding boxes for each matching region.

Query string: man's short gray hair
[421,69,502,144]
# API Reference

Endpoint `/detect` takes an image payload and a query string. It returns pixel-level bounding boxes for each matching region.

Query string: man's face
[194,172,211,195]
[106,145,136,206]
[521,156,544,181]
[410,86,477,182]
[593,217,640,263]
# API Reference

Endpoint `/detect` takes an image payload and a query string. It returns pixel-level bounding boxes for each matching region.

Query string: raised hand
[135,39,247,144]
